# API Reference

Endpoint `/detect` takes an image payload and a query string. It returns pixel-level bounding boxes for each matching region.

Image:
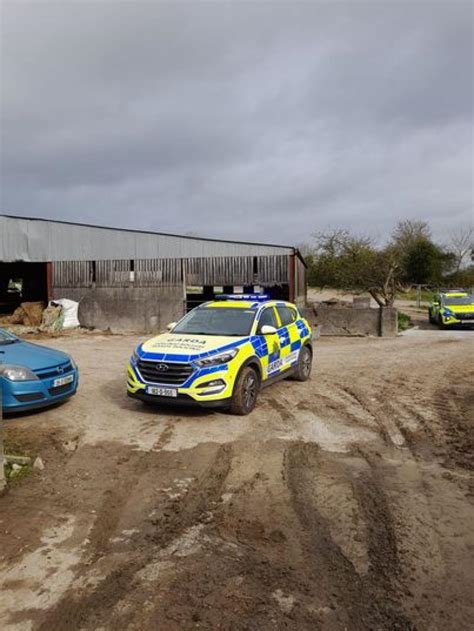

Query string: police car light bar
[216,294,270,302]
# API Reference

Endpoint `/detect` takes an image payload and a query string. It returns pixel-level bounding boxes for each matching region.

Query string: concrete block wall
[54,286,184,333]
[302,304,398,337]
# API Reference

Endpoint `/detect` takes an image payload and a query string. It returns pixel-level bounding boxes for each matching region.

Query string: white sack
[52,299,80,328]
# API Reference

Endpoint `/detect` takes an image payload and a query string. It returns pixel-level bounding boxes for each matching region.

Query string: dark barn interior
[0,262,49,315]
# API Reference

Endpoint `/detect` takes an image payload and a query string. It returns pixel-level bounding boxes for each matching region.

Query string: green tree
[401,237,454,284]
[309,229,400,305]
[391,220,456,285]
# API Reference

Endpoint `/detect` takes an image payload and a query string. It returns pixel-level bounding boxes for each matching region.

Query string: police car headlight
[443,308,454,317]
[131,348,140,363]
[0,364,39,381]
[195,349,239,368]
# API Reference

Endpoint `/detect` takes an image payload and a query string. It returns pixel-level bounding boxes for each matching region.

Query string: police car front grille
[137,360,194,385]
[455,312,474,320]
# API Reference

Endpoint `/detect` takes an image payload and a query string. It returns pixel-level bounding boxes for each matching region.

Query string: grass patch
[397,311,412,331]
[397,289,433,302]
[5,461,33,483]
[3,439,34,485]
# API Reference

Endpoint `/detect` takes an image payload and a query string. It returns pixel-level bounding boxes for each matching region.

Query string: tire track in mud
[264,396,295,423]
[145,443,233,549]
[267,381,381,435]
[296,391,377,432]
[284,442,415,630]
[370,366,473,470]
[336,384,396,446]
[35,443,234,631]
[433,383,474,471]
[152,418,175,451]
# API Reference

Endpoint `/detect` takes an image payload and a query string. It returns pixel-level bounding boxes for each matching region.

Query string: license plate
[53,374,74,388]
[146,386,178,397]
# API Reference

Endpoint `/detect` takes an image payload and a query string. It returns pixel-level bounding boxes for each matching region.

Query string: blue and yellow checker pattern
[429,291,474,327]
[126,298,313,406]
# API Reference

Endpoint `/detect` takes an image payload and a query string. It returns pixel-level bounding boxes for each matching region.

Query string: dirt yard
[0,328,473,630]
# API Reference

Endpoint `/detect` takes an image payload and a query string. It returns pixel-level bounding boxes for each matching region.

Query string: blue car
[0,328,79,413]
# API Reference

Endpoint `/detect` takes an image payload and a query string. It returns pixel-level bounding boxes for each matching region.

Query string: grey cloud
[1,1,472,246]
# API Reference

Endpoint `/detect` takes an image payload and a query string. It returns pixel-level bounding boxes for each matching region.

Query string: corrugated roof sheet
[0,214,296,262]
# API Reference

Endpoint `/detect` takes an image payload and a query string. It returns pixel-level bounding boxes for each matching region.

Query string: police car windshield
[443,295,473,305]
[172,307,256,336]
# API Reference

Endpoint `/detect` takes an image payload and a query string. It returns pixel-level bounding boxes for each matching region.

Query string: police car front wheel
[230,366,259,415]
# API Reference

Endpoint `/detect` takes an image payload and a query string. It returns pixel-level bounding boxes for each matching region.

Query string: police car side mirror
[167,322,177,331]
[260,325,277,335]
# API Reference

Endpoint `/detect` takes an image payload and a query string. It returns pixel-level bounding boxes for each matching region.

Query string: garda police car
[127,295,313,415]
[428,290,474,328]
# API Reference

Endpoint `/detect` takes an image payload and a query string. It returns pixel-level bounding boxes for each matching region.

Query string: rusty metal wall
[52,261,92,288]
[96,260,131,288]
[135,259,182,287]
[52,255,295,289]
[257,255,288,285]
[184,257,254,286]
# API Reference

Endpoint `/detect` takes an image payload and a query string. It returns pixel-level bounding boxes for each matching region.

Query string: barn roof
[0,214,305,264]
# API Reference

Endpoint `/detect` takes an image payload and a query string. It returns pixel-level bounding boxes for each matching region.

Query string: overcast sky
[1,1,472,246]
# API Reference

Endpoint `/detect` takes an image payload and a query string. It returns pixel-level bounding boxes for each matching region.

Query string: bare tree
[391,220,431,249]
[295,242,314,258]
[447,225,474,273]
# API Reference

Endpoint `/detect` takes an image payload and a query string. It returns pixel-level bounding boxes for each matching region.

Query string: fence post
[416,284,422,308]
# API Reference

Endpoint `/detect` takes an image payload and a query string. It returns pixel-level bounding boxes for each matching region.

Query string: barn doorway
[0,262,49,315]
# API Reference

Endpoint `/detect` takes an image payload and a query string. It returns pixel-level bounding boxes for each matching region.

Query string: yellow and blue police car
[428,290,474,328]
[127,295,313,415]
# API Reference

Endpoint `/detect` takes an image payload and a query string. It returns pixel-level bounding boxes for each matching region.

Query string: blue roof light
[215,294,270,302]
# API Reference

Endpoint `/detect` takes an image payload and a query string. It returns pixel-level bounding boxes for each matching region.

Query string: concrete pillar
[379,306,398,337]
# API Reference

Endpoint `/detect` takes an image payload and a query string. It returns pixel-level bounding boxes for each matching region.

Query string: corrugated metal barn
[0,215,307,332]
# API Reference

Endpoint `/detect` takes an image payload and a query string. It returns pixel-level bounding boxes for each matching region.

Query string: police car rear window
[172,308,256,337]
[258,308,278,330]
[276,306,297,326]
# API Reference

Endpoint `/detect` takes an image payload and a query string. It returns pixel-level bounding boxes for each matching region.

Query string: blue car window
[0,329,18,345]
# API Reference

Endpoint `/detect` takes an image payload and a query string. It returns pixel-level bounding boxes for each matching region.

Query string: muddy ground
[0,326,473,630]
